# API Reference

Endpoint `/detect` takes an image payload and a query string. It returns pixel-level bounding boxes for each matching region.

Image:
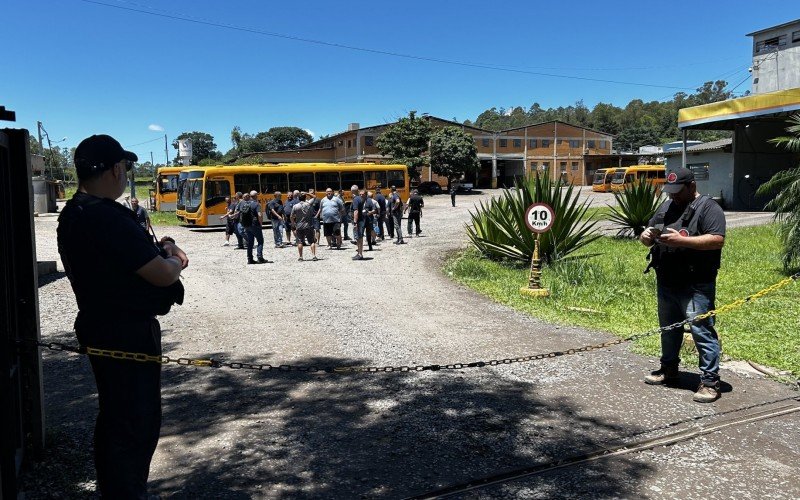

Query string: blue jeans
[657,281,720,386]
[271,219,283,246]
[244,225,264,261]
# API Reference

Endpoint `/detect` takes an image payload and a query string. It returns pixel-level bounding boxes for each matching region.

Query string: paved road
[32,190,798,499]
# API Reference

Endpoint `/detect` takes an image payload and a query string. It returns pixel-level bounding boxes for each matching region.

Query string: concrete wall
[666,151,733,207]
[751,22,800,94]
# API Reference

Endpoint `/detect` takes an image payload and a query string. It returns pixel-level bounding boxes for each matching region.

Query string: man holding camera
[58,134,188,497]
[639,167,726,403]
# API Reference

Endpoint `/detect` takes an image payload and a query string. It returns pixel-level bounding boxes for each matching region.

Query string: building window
[687,163,710,181]
[482,138,490,147]
[571,162,579,171]
[529,138,537,148]
[364,136,374,147]
[338,140,343,146]
[542,162,550,171]
[600,140,607,149]
[757,35,788,52]
[499,139,508,147]
[347,139,351,148]
[513,139,522,148]
[793,30,800,43]
[530,161,538,170]
[560,162,567,172]
[542,139,550,148]
[587,140,596,149]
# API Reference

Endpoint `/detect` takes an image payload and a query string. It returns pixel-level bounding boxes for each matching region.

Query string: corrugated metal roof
[663,138,732,156]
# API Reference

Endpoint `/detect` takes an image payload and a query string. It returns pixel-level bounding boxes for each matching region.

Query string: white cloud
[304,128,315,139]
[148,124,164,132]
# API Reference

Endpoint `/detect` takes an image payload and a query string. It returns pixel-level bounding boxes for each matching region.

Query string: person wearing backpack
[237,191,270,264]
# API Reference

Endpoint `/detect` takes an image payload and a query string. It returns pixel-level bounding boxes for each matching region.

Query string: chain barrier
[18,272,800,375]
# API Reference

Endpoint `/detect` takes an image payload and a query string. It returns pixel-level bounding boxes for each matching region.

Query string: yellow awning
[678,88,800,129]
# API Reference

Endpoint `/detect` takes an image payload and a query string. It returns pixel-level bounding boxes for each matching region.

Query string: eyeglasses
[124,159,134,171]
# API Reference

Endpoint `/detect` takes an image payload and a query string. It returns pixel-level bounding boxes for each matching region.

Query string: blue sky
[1,0,793,163]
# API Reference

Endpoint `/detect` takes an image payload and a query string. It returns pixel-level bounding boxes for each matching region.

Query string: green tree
[172,131,221,165]
[430,126,479,188]
[376,111,432,181]
[756,114,800,271]
[264,127,313,150]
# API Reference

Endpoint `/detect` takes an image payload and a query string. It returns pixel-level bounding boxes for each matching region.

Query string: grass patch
[444,224,800,375]
[149,211,182,226]
[582,205,613,221]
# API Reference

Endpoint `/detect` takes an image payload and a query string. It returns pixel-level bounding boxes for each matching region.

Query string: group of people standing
[221,185,426,263]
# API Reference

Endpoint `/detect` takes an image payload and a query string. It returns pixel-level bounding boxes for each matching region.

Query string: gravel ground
[29,189,799,499]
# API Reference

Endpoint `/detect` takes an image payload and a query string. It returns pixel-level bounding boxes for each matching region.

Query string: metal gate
[0,117,46,498]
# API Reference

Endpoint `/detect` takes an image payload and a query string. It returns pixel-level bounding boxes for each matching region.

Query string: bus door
[203,176,231,226]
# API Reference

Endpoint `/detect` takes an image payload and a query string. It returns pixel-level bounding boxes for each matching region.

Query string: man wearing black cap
[640,167,726,403]
[57,134,188,497]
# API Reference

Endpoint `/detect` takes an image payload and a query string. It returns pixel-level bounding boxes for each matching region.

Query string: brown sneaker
[693,383,721,403]
[644,365,679,385]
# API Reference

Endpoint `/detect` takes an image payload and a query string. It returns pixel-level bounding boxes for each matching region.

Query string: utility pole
[36,121,44,155]
[164,134,169,166]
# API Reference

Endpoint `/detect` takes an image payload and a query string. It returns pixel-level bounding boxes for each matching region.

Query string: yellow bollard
[520,234,549,297]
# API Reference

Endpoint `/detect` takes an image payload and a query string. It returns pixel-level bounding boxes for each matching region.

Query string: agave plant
[607,181,663,238]
[466,172,600,263]
[757,113,800,271]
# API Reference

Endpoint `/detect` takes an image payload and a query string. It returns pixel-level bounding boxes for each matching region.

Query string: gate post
[1,118,46,498]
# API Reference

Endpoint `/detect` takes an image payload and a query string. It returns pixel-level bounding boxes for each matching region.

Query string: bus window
[593,170,607,184]
[341,171,364,190]
[612,171,626,184]
[234,174,260,194]
[205,179,230,207]
[315,172,340,191]
[365,170,387,190]
[261,173,288,194]
[386,169,405,189]
[288,172,314,192]
[160,174,178,193]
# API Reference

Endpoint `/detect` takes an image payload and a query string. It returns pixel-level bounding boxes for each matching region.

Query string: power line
[128,136,164,147]
[79,0,697,91]
[728,73,753,94]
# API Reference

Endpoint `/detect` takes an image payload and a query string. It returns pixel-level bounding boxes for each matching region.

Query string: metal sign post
[520,202,554,298]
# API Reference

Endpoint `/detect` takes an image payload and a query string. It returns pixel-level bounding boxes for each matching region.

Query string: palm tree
[757,113,800,271]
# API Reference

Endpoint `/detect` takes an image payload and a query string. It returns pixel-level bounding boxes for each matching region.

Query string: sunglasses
[124,159,134,171]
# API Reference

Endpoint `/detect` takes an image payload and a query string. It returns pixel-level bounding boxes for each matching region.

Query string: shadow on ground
[23,336,659,499]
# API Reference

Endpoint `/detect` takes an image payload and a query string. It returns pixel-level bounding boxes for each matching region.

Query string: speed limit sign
[524,203,555,233]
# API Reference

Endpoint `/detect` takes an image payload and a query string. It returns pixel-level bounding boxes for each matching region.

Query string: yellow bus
[181,163,409,227]
[610,165,666,193]
[591,168,618,193]
[153,166,183,211]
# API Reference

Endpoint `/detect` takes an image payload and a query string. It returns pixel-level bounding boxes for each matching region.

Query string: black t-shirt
[351,195,364,219]
[133,205,149,231]
[310,196,321,211]
[390,193,403,214]
[376,193,386,213]
[648,196,726,284]
[57,192,164,320]
[267,199,283,220]
[407,194,424,213]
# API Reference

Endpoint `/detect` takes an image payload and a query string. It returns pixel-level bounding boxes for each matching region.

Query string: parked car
[416,181,443,194]
[453,182,474,192]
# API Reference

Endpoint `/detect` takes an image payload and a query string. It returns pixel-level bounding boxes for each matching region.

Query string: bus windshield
[185,178,204,211]
[593,170,607,184]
